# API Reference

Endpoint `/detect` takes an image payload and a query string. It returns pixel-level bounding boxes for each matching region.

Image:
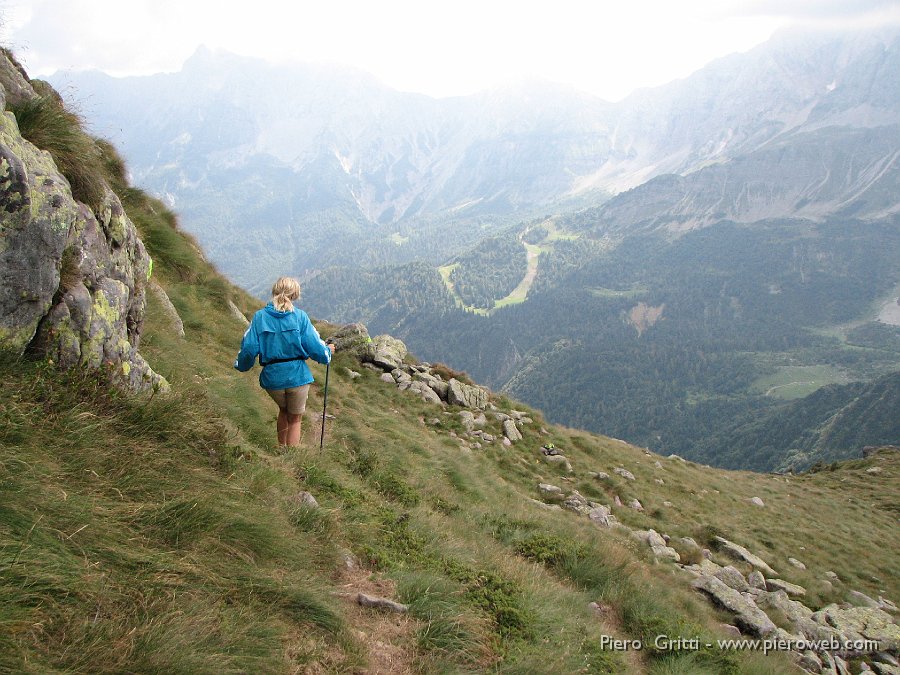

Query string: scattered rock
[663,500,673,507]
[473,412,487,427]
[748,570,766,590]
[368,335,408,371]
[633,529,680,562]
[750,497,765,507]
[654,478,664,485]
[459,410,476,432]
[614,467,636,481]
[356,593,409,613]
[629,498,643,512]
[692,575,777,637]
[537,483,563,497]
[407,380,443,405]
[588,505,617,528]
[788,557,806,570]
[293,491,319,509]
[614,495,623,507]
[715,566,750,592]
[149,280,186,337]
[391,368,412,384]
[563,491,593,515]
[380,373,395,384]
[447,378,488,409]
[528,497,562,511]
[797,650,823,673]
[848,590,881,609]
[714,537,777,576]
[654,460,663,469]
[668,454,686,462]
[720,624,742,638]
[823,653,852,675]
[428,418,442,426]
[502,437,512,447]
[590,471,610,480]
[811,605,900,651]
[502,419,522,442]
[879,597,899,613]
[866,467,883,474]
[346,368,361,379]
[825,571,840,582]
[765,579,806,597]
[329,323,372,356]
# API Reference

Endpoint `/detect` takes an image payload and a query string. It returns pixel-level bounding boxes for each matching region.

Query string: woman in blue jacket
[234,277,334,447]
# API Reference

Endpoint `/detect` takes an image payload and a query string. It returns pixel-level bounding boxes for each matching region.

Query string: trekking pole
[319,340,334,450]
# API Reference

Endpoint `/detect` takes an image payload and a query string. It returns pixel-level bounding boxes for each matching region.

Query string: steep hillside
[3,55,899,674]
[688,371,900,472]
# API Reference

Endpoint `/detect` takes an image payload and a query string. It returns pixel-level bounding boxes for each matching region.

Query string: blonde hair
[272,276,301,312]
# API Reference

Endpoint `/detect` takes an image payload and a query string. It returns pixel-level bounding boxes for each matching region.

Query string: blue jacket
[234,303,332,390]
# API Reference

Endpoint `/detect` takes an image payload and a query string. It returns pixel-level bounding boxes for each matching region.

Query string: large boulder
[715,566,750,592]
[714,537,777,576]
[407,380,443,405]
[446,378,488,409]
[692,575,778,637]
[765,578,806,597]
[502,419,522,442]
[328,322,372,356]
[588,505,617,527]
[368,334,408,371]
[414,371,449,400]
[0,68,166,392]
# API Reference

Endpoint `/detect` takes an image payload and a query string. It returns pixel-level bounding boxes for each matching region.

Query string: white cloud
[2,0,896,100]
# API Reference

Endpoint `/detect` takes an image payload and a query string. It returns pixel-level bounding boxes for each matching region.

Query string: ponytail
[271,277,301,312]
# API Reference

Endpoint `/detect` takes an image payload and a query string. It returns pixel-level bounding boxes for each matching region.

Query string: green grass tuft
[8,92,108,211]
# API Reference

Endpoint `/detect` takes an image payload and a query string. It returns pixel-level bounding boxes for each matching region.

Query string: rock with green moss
[811,605,900,652]
[0,63,167,393]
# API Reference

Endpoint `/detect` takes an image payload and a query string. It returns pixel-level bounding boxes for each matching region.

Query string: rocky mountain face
[0,52,166,391]
[50,28,900,290]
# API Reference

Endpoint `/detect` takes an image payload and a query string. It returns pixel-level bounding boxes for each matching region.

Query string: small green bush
[513,532,587,568]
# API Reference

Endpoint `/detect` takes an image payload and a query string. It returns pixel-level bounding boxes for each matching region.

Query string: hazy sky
[3,0,899,100]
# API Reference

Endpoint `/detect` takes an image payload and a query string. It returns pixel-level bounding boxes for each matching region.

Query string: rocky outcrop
[368,334,407,370]
[811,605,900,652]
[0,62,166,392]
[502,418,522,442]
[692,574,778,637]
[714,536,778,576]
[329,322,372,356]
[447,378,488,409]
[150,280,185,338]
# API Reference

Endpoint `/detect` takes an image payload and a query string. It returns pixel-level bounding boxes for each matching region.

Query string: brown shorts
[265,384,310,415]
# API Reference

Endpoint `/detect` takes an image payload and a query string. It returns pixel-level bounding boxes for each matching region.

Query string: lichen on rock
[0,59,167,393]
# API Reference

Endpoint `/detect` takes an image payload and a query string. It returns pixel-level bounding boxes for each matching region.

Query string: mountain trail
[335,565,419,674]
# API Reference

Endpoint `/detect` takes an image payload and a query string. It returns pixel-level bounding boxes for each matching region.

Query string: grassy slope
[2,94,897,673]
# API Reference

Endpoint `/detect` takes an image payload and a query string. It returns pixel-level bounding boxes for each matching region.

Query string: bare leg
[277,408,290,446]
[285,413,303,447]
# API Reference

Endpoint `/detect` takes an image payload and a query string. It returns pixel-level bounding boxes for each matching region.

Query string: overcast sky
[2,0,899,100]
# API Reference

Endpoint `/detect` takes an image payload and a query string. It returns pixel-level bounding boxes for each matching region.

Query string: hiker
[234,276,334,447]
[542,443,559,456]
